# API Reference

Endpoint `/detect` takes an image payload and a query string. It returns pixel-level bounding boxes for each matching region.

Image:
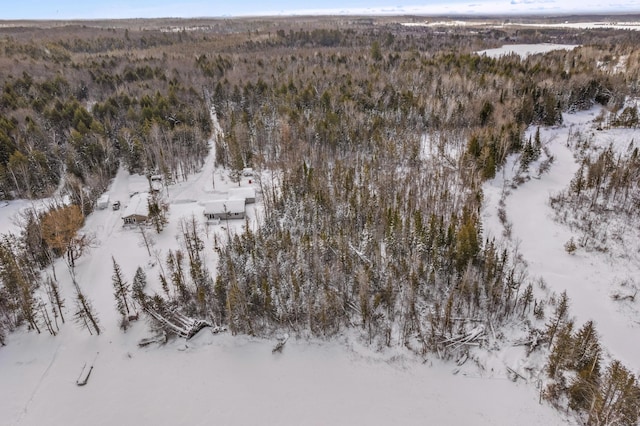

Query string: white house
[122,192,150,225]
[203,199,245,221]
[228,187,256,204]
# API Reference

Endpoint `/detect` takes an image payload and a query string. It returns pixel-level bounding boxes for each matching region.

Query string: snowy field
[0,198,64,236]
[512,22,640,31]
[402,20,487,27]
[403,20,640,32]
[477,44,579,59]
[2,330,566,426]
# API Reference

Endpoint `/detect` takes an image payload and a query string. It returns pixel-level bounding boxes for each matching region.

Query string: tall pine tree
[131,266,147,307]
[111,256,131,322]
[546,291,570,348]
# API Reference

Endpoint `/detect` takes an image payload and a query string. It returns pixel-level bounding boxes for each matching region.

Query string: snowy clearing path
[482,108,640,370]
[167,106,227,204]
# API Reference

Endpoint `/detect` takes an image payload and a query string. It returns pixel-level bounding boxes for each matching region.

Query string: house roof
[203,199,245,215]
[228,187,256,200]
[122,192,149,218]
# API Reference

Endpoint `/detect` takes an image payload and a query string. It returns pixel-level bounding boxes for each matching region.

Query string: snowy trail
[15,342,61,425]
[482,108,640,370]
[167,106,224,204]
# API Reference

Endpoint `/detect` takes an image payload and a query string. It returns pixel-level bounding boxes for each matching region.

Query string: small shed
[97,194,110,210]
[122,192,149,225]
[203,199,245,221]
[228,187,256,204]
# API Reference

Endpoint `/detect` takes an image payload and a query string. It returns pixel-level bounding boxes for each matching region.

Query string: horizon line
[3,10,640,23]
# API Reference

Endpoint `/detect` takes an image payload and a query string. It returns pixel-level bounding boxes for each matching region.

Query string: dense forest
[0,17,639,424]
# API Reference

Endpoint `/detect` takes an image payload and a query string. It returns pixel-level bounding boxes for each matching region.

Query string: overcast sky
[3,0,640,20]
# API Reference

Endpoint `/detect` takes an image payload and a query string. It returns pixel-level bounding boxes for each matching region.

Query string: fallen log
[272,333,289,353]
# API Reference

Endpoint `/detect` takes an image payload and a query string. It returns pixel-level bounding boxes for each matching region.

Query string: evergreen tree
[45,275,65,324]
[38,299,57,336]
[111,256,131,320]
[455,211,480,272]
[591,360,640,425]
[571,321,601,374]
[0,239,40,333]
[147,192,168,233]
[546,291,570,348]
[520,130,541,171]
[564,237,577,255]
[166,250,188,301]
[568,321,601,412]
[73,289,100,335]
[534,127,542,156]
[159,273,170,298]
[521,137,534,170]
[547,320,574,379]
[569,164,586,197]
[132,266,147,307]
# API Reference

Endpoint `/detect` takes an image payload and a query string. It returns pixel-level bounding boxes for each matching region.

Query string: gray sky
[3,0,640,20]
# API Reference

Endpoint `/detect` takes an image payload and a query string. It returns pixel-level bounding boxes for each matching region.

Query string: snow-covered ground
[402,20,488,27]
[0,197,68,236]
[0,111,574,425]
[2,330,566,426]
[477,44,579,59]
[403,20,640,32]
[509,22,640,31]
[482,107,640,371]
